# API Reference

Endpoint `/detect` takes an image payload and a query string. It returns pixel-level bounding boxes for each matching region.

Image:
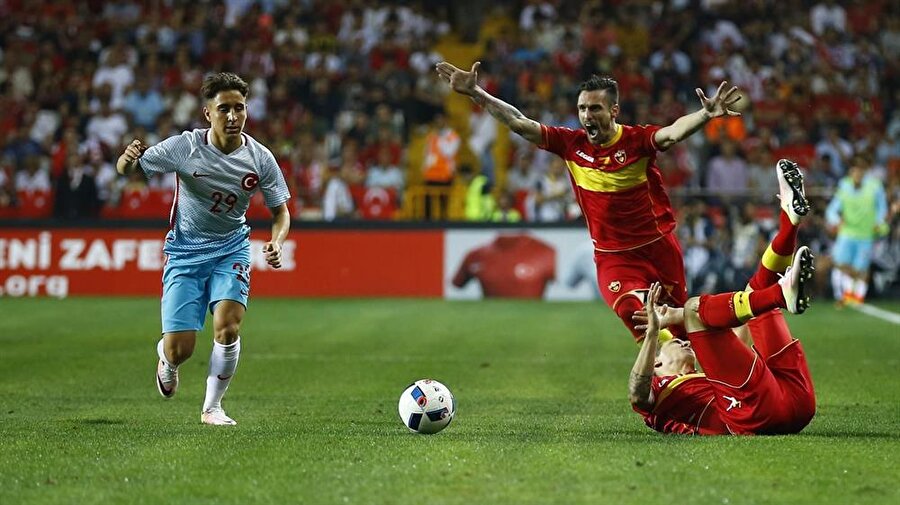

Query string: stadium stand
[0,0,897,295]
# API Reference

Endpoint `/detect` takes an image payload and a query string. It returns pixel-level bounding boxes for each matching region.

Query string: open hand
[697,81,742,119]
[435,61,481,97]
[633,283,667,333]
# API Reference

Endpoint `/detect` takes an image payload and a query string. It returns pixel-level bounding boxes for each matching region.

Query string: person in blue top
[825,155,888,306]
[116,72,292,426]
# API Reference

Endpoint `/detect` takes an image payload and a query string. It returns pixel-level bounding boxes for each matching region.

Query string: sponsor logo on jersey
[723,395,741,411]
[576,150,595,163]
[614,149,627,164]
[192,171,211,178]
[608,280,621,293]
[241,173,260,191]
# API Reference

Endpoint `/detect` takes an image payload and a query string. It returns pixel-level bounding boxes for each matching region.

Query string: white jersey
[140,129,291,264]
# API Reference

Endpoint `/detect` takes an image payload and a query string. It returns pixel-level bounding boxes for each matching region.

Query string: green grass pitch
[1,297,898,505]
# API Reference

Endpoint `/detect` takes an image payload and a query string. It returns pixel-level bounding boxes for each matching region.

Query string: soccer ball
[398,379,456,434]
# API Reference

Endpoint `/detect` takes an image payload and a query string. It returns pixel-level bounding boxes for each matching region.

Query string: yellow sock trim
[761,244,793,273]
[732,291,755,323]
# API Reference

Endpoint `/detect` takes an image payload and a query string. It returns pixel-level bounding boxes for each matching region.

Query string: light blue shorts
[161,247,251,333]
[831,236,874,272]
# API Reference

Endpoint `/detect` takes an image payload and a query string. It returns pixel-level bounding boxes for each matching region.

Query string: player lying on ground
[628,160,816,435]
[116,72,291,426]
[436,61,743,342]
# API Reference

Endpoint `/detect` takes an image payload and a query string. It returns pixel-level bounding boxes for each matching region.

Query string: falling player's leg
[747,159,808,290]
[696,246,814,331]
[683,293,797,435]
[201,249,250,426]
[697,159,812,328]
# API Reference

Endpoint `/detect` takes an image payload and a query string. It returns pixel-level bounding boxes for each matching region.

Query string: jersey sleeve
[538,124,578,156]
[258,147,291,208]
[140,131,193,177]
[636,124,664,153]
[451,250,478,288]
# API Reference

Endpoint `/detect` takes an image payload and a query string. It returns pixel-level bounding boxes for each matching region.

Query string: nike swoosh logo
[192,171,211,178]
[157,374,174,396]
[217,374,232,381]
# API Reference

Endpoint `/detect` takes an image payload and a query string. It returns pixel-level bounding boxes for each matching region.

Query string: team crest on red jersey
[614,149,627,164]
[608,280,621,293]
[241,173,260,191]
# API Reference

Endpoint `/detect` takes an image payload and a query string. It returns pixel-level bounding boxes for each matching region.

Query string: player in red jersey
[627,161,816,435]
[436,61,743,341]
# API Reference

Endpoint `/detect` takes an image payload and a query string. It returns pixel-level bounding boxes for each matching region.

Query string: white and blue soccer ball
[398,379,456,434]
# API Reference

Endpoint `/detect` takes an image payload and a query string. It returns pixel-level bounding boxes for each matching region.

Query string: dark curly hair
[200,72,249,101]
[578,75,619,106]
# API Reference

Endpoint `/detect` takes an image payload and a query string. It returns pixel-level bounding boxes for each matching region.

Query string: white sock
[831,269,844,301]
[157,338,176,369]
[841,273,856,299]
[854,278,868,300]
[202,338,241,412]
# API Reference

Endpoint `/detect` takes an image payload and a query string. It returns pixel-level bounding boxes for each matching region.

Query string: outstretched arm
[628,283,664,410]
[654,81,742,150]
[435,61,542,145]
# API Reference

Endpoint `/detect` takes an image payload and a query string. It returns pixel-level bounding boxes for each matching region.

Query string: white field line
[851,303,900,325]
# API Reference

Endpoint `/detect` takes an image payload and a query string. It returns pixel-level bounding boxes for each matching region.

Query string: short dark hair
[200,72,249,101]
[579,75,619,105]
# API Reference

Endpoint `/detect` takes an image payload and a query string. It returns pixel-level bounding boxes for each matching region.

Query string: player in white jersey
[116,72,291,426]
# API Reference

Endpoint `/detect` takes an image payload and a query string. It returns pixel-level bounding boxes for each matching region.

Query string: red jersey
[452,234,556,298]
[632,373,730,435]
[539,124,676,252]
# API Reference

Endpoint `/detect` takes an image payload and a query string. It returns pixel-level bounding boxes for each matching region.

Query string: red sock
[747,284,786,315]
[614,295,646,343]
[771,210,798,255]
[749,211,798,290]
[698,285,787,329]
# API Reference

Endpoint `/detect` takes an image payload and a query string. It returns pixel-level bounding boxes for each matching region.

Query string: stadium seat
[245,192,297,220]
[514,190,531,221]
[16,190,54,219]
[355,187,397,220]
[245,192,272,220]
[112,189,173,219]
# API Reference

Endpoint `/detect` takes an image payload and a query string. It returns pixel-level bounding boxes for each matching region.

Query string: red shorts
[693,311,816,435]
[595,233,688,310]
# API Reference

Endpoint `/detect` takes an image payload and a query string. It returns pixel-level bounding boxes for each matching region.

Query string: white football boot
[779,246,815,315]
[156,360,179,398]
[776,159,810,225]
[201,407,237,426]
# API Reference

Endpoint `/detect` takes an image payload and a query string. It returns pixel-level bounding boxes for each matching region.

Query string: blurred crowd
[0,0,453,220]
[0,0,898,294]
